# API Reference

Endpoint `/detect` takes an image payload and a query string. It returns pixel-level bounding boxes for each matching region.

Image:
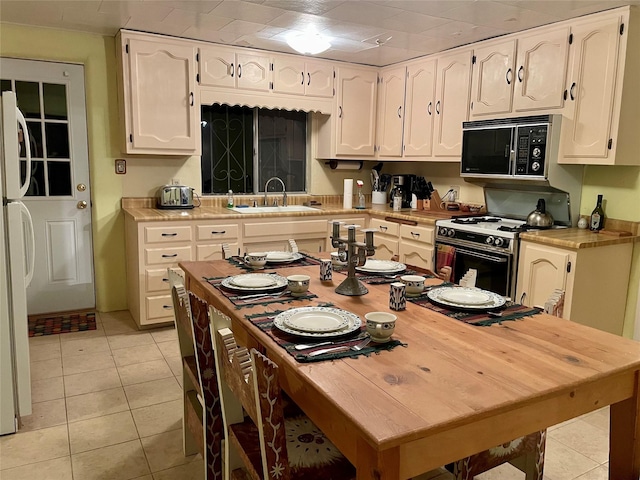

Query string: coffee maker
[388,175,416,208]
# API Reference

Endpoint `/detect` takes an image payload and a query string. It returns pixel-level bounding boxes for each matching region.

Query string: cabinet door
[404,59,437,157]
[470,40,516,117]
[272,57,305,95]
[516,243,570,308]
[562,16,620,160]
[399,244,434,271]
[199,45,235,88]
[376,66,406,157]
[335,67,378,156]
[513,27,570,112]
[236,53,271,92]
[432,50,472,158]
[127,38,198,153]
[305,61,333,98]
[374,236,399,259]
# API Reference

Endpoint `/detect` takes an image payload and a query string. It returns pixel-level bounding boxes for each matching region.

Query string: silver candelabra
[330,221,376,296]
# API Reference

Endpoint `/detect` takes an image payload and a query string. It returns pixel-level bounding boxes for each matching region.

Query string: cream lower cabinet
[242,218,327,254]
[516,240,632,335]
[126,219,194,327]
[398,224,435,271]
[195,223,240,260]
[368,218,400,259]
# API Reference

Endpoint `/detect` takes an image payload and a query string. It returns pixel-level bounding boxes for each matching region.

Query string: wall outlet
[115,159,126,174]
[450,185,460,201]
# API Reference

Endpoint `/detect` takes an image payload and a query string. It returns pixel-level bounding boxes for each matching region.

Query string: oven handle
[444,245,508,264]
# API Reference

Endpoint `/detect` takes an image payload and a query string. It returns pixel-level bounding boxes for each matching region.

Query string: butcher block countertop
[121,197,639,249]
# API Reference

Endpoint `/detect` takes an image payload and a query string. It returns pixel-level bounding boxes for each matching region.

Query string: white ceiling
[1,0,638,66]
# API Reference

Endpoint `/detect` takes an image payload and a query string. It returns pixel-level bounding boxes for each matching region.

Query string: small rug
[28,311,97,337]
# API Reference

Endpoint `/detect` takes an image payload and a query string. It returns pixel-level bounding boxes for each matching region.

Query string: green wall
[0,24,126,312]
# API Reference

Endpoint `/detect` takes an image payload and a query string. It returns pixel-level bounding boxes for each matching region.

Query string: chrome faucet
[263,176,287,206]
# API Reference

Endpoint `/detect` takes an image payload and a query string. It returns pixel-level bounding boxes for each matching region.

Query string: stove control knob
[447,228,455,238]
[532,147,542,158]
[486,236,495,246]
[531,161,541,172]
[494,237,504,247]
[438,227,448,236]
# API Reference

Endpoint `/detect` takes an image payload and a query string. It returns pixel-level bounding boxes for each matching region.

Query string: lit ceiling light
[286,32,331,55]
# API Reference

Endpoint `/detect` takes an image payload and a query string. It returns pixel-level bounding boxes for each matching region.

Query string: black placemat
[226,253,322,272]
[204,276,318,309]
[245,309,407,363]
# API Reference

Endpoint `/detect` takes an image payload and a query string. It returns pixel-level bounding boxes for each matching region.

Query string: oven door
[435,239,514,299]
[461,125,514,176]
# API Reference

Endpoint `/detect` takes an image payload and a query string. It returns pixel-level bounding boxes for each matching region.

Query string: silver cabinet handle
[517,66,524,82]
[397,106,402,118]
[379,225,387,232]
[506,68,512,85]
[237,64,242,78]
[569,82,576,101]
[301,72,304,85]
[211,230,226,235]
[163,305,172,310]
[410,232,420,238]
[190,92,194,106]
[427,102,432,115]
[230,64,234,77]
[161,233,177,237]
[435,101,440,114]
[162,253,178,258]
[338,106,342,118]
[307,72,310,85]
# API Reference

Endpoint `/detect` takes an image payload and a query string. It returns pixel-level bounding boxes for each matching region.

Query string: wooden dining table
[180,258,640,480]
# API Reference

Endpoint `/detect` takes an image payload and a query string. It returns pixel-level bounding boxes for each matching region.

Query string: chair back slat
[189,292,224,480]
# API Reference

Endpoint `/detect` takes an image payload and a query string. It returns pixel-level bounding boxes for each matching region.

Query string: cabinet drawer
[146,294,174,322]
[244,219,327,238]
[145,267,183,293]
[144,225,192,244]
[400,224,435,245]
[196,223,238,241]
[369,218,400,236]
[145,246,193,265]
[399,244,434,271]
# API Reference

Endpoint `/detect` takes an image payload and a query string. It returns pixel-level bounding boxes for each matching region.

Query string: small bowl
[400,275,426,297]
[287,274,310,297]
[364,312,397,343]
[330,252,347,267]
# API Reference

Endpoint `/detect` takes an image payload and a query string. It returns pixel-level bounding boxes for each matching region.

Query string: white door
[1,58,95,315]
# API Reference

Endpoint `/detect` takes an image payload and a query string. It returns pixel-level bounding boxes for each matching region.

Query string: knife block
[423,190,445,211]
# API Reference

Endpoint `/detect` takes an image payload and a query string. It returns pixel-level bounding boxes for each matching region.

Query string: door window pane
[45,123,70,158]
[15,81,40,118]
[47,161,72,196]
[26,121,44,158]
[43,83,68,120]
[21,160,46,196]
[1,79,11,92]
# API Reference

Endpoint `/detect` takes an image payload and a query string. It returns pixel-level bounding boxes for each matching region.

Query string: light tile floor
[0,311,611,480]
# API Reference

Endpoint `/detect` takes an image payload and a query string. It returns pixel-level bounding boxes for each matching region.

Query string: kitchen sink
[229,205,321,214]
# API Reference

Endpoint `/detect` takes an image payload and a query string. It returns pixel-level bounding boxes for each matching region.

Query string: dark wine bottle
[589,194,605,232]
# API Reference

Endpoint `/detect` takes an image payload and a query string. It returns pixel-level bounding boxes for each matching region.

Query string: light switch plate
[115,159,126,174]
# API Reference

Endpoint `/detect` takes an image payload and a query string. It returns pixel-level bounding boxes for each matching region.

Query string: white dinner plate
[283,310,350,333]
[265,251,303,263]
[356,259,406,274]
[427,286,506,311]
[273,307,362,338]
[221,274,288,293]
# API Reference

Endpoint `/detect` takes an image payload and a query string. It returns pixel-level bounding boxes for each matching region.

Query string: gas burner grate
[451,216,502,225]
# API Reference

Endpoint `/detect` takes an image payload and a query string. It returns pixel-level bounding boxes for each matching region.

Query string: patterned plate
[221,273,288,293]
[356,259,406,274]
[265,251,304,263]
[273,307,362,338]
[427,287,506,311]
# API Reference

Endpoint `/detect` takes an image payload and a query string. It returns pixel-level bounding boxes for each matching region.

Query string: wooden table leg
[356,439,401,480]
[610,372,640,480]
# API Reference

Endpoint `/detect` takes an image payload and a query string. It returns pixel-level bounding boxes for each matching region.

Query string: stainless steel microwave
[460,115,562,181]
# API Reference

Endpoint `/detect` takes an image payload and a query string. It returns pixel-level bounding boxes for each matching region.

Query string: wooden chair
[169,270,224,480]
[209,307,355,480]
[446,430,546,480]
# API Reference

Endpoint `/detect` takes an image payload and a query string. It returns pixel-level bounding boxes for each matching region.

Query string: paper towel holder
[325,160,363,171]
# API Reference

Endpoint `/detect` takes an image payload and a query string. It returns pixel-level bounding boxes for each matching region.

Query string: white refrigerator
[0,90,36,435]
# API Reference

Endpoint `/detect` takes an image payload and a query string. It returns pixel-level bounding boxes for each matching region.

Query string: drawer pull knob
[380,226,387,232]
[211,230,226,234]
[163,305,172,310]
[411,232,420,238]
[161,233,178,237]
[162,278,168,282]
[162,253,178,258]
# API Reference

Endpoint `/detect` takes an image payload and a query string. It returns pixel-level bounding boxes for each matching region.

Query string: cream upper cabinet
[334,66,378,156]
[116,31,200,155]
[512,26,570,112]
[199,45,270,92]
[272,57,333,98]
[469,39,516,117]
[432,49,472,158]
[376,66,407,157]
[561,8,639,165]
[403,59,437,157]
